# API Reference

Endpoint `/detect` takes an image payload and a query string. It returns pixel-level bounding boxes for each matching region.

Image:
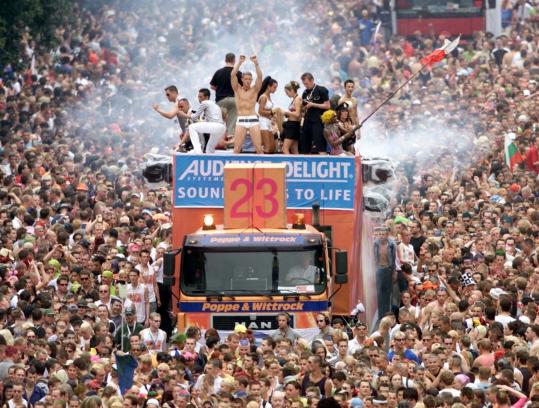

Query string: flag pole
[359,35,460,128]
[121,307,125,352]
[359,63,427,127]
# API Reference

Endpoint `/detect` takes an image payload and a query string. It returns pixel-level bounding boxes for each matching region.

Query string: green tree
[0,0,73,67]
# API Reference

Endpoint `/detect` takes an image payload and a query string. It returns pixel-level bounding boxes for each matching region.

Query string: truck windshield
[181,246,326,296]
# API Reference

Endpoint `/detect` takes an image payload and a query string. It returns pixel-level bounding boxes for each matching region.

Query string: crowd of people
[0,0,538,407]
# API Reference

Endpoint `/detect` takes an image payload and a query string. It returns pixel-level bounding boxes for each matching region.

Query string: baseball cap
[349,399,364,408]
[102,270,114,279]
[67,305,79,313]
[239,339,249,347]
[489,287,507,300]
[124,306,135,315]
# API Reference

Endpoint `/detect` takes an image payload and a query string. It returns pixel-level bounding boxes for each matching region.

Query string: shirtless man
[231,55,264,154]
[338,79,359,125]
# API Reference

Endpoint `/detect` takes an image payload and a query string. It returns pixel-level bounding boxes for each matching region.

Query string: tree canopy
[0,0,72,67]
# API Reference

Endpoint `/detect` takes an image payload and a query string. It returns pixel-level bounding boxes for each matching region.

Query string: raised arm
[231,55,245,92]
[152,102,182,119]
[251,55,263,92]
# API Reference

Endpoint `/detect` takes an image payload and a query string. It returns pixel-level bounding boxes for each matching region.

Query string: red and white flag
[421,35,461,67]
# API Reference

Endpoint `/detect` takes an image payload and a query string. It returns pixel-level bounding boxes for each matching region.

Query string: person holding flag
[358,36,461,128]
[505,132,525,172]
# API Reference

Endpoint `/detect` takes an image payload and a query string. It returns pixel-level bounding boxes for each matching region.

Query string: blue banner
[173,154,356,210]
[178,300,329,313]
[201,234,305,246]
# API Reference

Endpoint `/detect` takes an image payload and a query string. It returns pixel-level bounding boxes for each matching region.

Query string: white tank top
[126,283,147,323]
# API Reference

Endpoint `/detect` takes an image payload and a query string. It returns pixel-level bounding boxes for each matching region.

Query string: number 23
[230,178,279,218]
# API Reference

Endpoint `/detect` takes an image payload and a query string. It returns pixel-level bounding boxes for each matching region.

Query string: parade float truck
[164,154,376,339]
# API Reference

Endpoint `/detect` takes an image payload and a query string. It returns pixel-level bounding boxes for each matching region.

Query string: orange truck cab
[164,153,376,340]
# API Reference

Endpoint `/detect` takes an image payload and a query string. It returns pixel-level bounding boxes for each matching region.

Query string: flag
[31,54,37,76]
[421,35,461,67]
[504,132,524,171]
[115,352,138,395]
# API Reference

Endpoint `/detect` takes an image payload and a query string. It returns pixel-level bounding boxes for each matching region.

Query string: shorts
[282,121,300,141]
[236,115,260,129]
[259,116,272,131]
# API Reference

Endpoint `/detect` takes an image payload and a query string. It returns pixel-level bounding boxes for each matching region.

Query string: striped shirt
[192,100,224,124]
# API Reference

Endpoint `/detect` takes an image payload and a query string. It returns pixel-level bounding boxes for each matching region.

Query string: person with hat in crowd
[115,306,144,352]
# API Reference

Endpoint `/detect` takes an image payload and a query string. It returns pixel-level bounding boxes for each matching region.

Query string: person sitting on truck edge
[285,252,321,285]
[271,313,300,343]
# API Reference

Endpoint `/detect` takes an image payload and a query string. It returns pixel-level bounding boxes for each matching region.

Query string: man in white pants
[152,87,226,153]
[186,88,226,153]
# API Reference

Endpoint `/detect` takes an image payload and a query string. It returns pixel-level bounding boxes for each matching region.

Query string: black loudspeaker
[335,251,348,284]
[142,163,172,183]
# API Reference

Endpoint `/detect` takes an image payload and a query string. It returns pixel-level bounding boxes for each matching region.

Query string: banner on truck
[173,154,356,210]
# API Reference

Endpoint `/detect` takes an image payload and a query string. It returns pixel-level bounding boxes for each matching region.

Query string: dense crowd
[0,0,539,407]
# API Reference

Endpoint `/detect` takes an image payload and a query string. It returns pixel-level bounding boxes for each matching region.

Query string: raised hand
[250,55,258,64]
[239,55,246,64]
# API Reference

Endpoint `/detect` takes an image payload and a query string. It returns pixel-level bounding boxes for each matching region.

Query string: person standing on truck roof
[231,55,264,154]
[271,313,300,343]
[182,88,227,154]
[374,227,398,325]
[210,52,242,137]
[152,86,190,149]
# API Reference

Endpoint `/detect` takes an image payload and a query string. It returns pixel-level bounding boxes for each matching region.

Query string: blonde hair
[285,81,300,92]
[321,110,336,124]
[272,107,284,134]
[80,322,94,336]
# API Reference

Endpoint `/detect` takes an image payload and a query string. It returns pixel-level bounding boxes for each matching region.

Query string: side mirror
[163,249,181,286]
[335,250,348,284]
